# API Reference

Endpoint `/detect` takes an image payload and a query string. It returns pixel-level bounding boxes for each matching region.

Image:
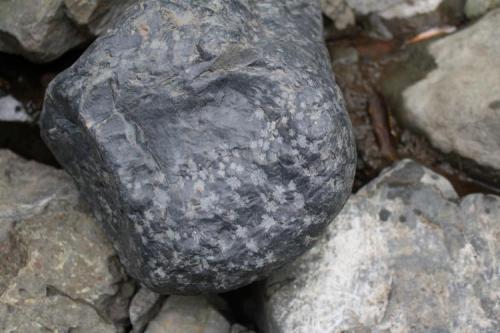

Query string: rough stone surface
[0,150,131,332]
[465,0,500,17]
[0,0,132,62]
[145,296,231,333]
[386,9,500,171]
[130,286,165,333]
[41,0,356,294]
[262,159,500,333]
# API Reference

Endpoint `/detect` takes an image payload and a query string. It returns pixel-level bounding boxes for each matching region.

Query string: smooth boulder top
[41,0,356,294]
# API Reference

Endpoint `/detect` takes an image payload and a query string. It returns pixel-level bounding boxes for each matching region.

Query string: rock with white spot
[0,150,131,332]
[145,296,230,333]
[41,0,356,293]
[0,94,32,123]
[262,159,500,333]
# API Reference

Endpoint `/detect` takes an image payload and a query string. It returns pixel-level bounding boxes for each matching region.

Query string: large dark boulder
[41,0,356,294]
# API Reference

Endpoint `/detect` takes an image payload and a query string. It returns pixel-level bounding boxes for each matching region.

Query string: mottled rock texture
[262,159,500,333]
[384,9,500,171]
[41,0,356,294]
[0,150,131,332]
[0,0,131,62]
[145,296,230,333]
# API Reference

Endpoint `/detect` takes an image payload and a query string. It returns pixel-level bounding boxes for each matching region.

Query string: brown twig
[367,90,399,161]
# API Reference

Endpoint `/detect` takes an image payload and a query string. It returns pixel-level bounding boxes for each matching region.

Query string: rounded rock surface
[41,0,356,294]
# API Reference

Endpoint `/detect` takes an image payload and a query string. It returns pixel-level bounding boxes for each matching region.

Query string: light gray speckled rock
[130,286,165,333]
[145,296,230,333]
[0,0,132,62]
[0,150,131,332]
[385,9,500,171]
[262,159,500,333]
[41,0,356,294]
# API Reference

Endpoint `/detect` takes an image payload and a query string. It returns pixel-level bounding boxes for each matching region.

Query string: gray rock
[130,286,165,333]
[465,0,500,17]
[385,9,500,171]
[145,296,230,333]
[0,95,32,123]
[0,0,131,62]
[41,0,356,294]
[262,159,500,332]
[0,150,131,332]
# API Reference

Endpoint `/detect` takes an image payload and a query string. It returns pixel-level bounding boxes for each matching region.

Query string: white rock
[402,9,500,170]
[0,95,31,122]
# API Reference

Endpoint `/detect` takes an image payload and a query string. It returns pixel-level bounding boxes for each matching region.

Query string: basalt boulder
[41,0,356,294]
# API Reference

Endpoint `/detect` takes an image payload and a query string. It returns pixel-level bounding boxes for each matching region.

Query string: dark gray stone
[41,0,356,294]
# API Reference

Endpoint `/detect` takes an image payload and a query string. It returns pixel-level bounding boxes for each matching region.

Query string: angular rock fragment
[383,9,500,171]
[262,159,500,333]
[41,0,356,293]
[0,150,131,333]
[0,0,132,62]
[129,286,165,333]
[145,296,230,333]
